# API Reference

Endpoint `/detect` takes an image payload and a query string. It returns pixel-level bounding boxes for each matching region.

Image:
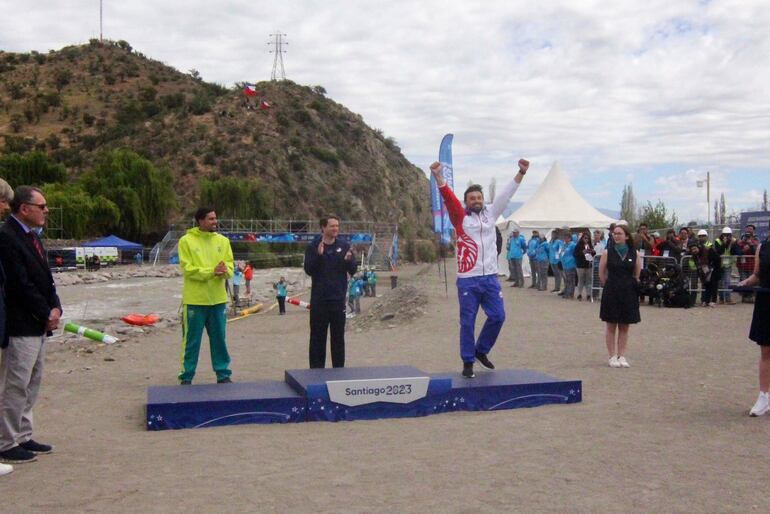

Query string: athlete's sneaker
[462,362,475,379]
[608,356,621,368]
[0,463,12,476]
[19,440,52,454]
[749,392,770,417]
[475,351,495,370]
[617,356,630,368]
[0,446,36,464]
[217,377,232,384]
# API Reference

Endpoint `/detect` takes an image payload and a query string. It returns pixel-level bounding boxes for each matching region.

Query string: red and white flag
[243,84,258,97]
[259,100,271,110]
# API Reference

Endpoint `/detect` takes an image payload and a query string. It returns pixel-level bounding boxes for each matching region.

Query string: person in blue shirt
[347,275,363,316]
[367,269,377,297]
[549,231,565,293]
[273,276,288,315]
[231,264,245,305]
[506,230,527,287]
[560,232,578,298]
[527,230,541,288]
[535,235,550,291]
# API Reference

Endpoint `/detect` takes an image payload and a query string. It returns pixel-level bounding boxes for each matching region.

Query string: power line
[268,32,288,81]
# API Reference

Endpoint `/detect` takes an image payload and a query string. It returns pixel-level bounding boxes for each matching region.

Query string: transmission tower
[268,32,288,81]
[99,0,103,43]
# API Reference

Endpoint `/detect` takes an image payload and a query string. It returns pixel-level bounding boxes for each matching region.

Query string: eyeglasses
[25,202,48,210]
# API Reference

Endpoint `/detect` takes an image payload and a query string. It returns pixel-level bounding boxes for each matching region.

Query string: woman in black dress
[599,224,642,368]
[737,228,770,416]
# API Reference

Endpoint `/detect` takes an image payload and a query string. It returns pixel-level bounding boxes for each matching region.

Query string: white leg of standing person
[751,347,770,416]
[606,323,620,367]
[617,324,630,367]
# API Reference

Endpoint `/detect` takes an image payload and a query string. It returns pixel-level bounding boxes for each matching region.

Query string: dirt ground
[1,261,768,513]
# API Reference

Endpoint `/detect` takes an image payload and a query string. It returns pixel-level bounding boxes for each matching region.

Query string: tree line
[0,149,177,241]
[0,148,274,242]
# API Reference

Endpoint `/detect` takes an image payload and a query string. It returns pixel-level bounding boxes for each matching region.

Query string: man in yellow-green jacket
[177,207,234,385]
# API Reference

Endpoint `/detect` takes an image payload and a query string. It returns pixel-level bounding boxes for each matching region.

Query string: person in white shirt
[430,158,529,378]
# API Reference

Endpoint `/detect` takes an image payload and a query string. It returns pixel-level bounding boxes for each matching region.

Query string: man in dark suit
[303,215,357,368]
[0,186,62,464]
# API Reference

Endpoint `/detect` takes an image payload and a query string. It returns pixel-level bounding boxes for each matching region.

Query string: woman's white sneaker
[608,356,620,368]
[618,356,630,368]
[749,392,770,417]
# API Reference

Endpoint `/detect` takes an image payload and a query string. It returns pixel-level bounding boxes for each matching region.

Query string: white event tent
[496,162,617,277]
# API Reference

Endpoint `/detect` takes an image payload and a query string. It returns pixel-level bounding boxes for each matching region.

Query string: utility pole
[697,172,711,225]
[706,171,710,226]
[268,32,288,81]
[100,0,103,44]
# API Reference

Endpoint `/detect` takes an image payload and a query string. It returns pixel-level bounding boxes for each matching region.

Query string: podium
[147,366,581,430]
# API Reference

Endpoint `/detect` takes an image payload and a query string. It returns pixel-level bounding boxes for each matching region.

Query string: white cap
[653,232,660,237]
[697,229,708,236]
[721,227,732,235]
[616,220,629,227]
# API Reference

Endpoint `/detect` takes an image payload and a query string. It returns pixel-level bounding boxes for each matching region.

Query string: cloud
[1,0,768,216]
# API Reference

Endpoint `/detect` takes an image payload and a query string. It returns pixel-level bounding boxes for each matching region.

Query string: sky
[1,0,768,223]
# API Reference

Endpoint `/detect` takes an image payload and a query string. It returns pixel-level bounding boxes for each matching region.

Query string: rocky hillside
[0,40,431,237]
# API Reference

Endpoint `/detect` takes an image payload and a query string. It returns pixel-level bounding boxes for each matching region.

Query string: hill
[0,40,431,239]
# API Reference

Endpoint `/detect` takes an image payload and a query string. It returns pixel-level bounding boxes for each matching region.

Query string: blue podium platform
[285,366,453,422]
[147,366,581,430]
[146,381,306,430]
[429,369,582,414]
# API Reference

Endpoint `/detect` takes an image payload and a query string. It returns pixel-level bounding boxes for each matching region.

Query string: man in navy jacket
[303,215,357,368]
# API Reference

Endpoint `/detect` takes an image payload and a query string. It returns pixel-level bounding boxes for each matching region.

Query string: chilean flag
[243,84,258,97]
[259,100,271,110]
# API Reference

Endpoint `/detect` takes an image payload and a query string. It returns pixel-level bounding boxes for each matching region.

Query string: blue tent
[82,234,143,252]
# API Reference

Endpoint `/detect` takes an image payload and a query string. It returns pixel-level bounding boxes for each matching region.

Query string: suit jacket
[0,260,7,348]
[0,217,62,344]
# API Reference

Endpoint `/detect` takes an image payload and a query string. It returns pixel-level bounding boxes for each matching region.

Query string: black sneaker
[462,362,475,378]
[180,380,192,385]
[19,440,52,454]
[0,446,37,463]
[217,377,232,384]
[475,351,495,370]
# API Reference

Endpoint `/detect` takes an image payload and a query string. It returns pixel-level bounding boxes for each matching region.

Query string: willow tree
[198,176,272,220]
[80,149,177,240]
[0,151,66,187]
[41,184,120,239]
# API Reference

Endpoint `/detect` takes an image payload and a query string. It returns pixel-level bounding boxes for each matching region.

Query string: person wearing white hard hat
[696,229,711,248]
[715,227,738,304]
[695,232,720,307]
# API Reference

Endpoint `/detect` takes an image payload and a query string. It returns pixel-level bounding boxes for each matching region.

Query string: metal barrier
[682,254,755,294]
[590,254,677,296]
[587,250,757,306]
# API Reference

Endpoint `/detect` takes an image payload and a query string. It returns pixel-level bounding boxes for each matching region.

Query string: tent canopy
[498,162,616,233]
[82,235,143,252]
[495,162,616,278]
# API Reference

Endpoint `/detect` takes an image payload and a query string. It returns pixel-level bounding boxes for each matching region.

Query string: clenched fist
[429,161,445,187]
